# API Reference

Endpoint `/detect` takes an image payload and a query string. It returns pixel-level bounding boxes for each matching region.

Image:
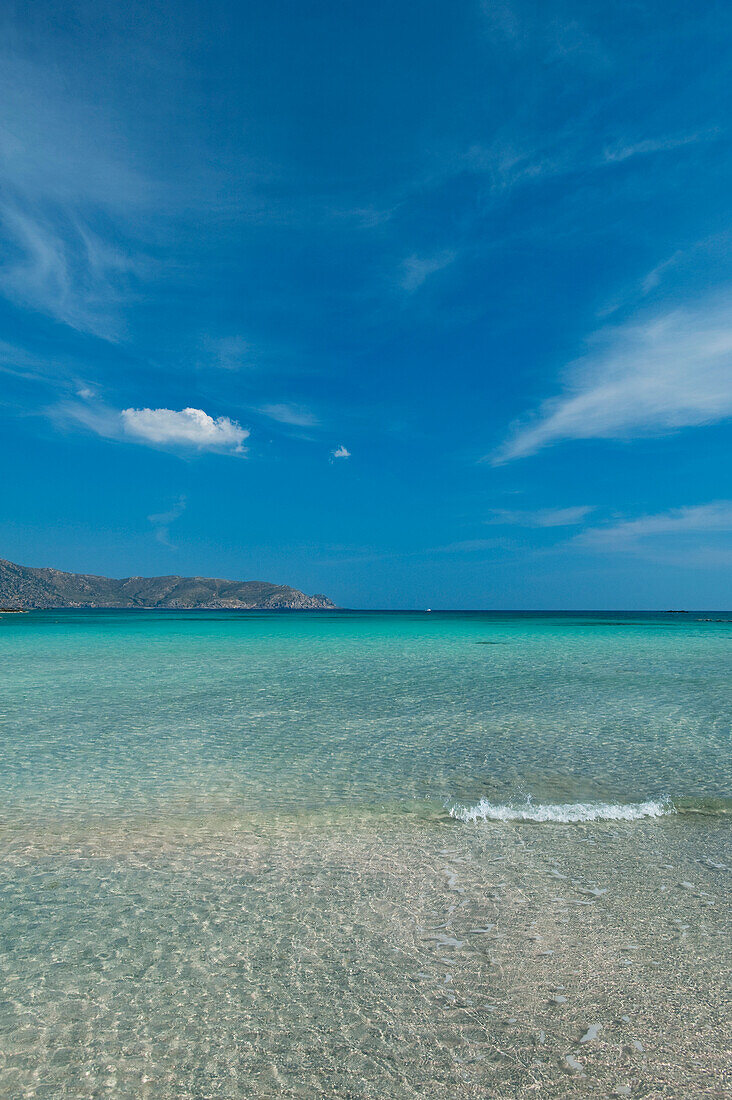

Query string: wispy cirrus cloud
[0,54,148,211]
[0,205,141,338]
[202,335,253,371]
[602,131,717,165]
[148,496,186,547]
[259,403,319,428]
[487,505,594,527]
[0,51,151,338]
[577,501,732,552]
[432,538,508,553]
[399,251,456,292]
[479,0,608,69]
[492,294,732,463]
[458,123,717,209]
[0,340,73,387]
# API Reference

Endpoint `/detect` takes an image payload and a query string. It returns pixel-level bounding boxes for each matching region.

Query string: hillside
[0,558,336,610]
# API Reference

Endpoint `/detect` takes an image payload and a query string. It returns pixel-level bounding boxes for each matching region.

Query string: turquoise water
[0,610,730,1097]
[2,610,730,822]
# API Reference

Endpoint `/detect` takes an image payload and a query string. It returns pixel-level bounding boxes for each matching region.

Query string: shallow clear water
[0,610,729,1097]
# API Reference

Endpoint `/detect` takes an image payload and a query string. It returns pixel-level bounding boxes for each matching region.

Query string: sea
[0,609,729,1098]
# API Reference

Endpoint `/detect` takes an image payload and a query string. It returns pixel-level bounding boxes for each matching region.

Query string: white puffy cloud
[331,444,350,459]
[121,407,249,452]
[492,295,732,463]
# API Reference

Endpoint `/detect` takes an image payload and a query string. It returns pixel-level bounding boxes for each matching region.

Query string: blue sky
[1,0,731,608]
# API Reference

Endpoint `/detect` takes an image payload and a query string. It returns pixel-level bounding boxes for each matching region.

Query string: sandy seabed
[1,812,729,1099]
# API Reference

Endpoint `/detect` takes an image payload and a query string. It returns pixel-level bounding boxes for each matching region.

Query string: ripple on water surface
[0,610,729,1096]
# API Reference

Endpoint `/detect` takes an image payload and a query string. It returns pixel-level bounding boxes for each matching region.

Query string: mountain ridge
[0,557,336,610]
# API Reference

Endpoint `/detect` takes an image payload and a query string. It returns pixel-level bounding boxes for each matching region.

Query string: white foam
[449,797,673,824]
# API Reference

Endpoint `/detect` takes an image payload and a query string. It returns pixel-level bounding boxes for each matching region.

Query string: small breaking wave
[449,797,673,824]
